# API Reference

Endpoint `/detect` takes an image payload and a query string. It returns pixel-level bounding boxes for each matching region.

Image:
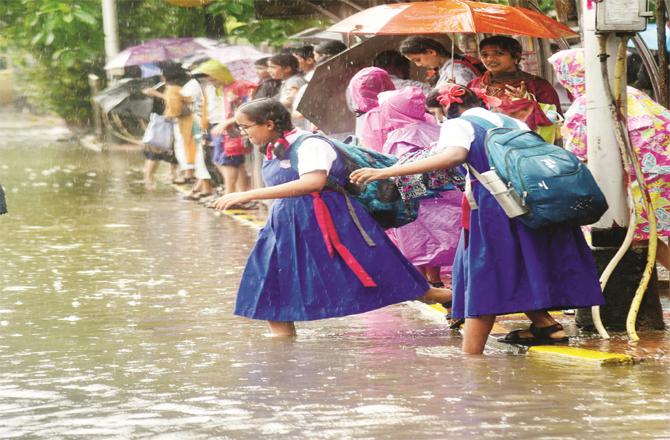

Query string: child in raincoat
[346,67,396,151]
[377,86,462,287]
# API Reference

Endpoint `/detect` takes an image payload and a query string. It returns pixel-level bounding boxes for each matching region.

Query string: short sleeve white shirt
[436,107,529,152]
[285,129,338,176]
[436,59,480,88]
[179,80,226,124]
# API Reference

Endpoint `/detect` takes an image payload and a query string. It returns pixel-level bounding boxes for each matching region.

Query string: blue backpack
[462,115,609,229]
[288,134,419,229]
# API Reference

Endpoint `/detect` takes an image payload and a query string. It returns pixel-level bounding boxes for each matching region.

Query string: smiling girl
[468,36,562,132]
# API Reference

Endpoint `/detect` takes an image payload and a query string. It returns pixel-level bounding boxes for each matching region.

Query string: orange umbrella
[328,0,577,39]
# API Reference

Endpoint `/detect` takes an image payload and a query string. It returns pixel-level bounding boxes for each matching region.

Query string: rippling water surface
[1,118,669,439]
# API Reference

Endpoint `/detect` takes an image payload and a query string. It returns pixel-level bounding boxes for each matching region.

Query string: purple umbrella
[204,45,269,84]
[104,37,218,70]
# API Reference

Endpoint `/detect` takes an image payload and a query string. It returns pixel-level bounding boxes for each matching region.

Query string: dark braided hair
[439,85,485,119]
[236,98,294,155]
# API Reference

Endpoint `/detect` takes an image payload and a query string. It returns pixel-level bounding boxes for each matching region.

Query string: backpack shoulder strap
[497,114,522,130]
[459,115,495,204]
[462,113,521,131]
[289,133,376,247]
[460,114,496,131]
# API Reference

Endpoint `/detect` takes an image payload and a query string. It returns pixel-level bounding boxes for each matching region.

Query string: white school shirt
[180,80,226,125]
[436,59,480,88]
[285,129,337,176]
[436,107,529,152]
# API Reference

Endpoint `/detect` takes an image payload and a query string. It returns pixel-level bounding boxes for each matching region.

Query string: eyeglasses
[237,123,258,132]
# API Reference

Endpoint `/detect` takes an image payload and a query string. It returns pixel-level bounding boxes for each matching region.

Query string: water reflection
[0,126,669,438]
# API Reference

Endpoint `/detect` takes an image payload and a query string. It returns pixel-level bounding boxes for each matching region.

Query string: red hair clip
[437,84,466,111]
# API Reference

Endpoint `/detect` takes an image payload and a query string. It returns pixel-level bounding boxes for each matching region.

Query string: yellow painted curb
[220,209,264,230]
[527,345,634,366]
[423,303,635,365]
[429,303,447,314]
[491,323,509,334]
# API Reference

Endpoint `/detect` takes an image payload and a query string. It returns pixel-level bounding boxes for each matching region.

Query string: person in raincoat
[377,86,462,288]
[548,48,670,270]
[346,67,395,151]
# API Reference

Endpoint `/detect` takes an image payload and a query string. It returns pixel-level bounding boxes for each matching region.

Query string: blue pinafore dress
[234,141,429,322]
[451,122,605,319]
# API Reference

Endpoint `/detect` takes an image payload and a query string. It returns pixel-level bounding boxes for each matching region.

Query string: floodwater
[1,115,670,439]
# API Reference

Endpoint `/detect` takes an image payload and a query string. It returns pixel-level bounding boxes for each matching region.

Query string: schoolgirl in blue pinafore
[234,129,429,322]
[450,109,605,319]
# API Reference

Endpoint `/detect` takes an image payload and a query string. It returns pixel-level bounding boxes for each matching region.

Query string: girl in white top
[212,98,451,337]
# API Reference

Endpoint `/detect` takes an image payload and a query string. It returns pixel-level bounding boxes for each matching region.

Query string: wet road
[1,114,670,439]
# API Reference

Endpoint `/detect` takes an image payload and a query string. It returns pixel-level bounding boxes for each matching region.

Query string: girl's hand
[210,124,226,136]
[349,167,390,185]
[504,81,529,99]
[211,192,251,211]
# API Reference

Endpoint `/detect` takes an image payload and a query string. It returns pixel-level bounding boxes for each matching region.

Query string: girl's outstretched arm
[212,170,328,211]
[349,147,469,185]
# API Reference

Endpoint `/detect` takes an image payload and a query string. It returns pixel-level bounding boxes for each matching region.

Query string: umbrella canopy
[104,37,218,70]
[204,45,269,84]
[93,77,155,117]
[298,35,455,134]
[328,0,577,39]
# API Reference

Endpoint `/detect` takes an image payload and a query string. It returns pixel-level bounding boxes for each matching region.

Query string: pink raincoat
[549,49,670,240]
[379,87,463,269]
[347,67,395,151]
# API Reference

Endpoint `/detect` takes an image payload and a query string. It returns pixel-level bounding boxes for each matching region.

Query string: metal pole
[657,0,669,107]
[101,0,120,66]
[88,74,103,139]
[581,0,628,228]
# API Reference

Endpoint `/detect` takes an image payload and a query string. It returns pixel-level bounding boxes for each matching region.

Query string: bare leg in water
[268,321,296,337]
[265,287,451,337]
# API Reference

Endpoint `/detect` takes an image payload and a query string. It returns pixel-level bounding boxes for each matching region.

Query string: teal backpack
[462,115,609,229]
[287,134,419,229]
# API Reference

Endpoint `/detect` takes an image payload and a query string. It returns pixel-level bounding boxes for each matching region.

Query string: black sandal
[498,323,569,346]
[448,318,465,329]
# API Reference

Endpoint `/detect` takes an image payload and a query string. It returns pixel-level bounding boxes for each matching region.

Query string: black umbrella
[297,34,455,134]
[93,77,157,118]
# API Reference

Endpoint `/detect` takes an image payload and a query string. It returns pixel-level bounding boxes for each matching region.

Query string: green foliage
[207,0,326,47]
[1,0,104,123]
[0,0,321,123]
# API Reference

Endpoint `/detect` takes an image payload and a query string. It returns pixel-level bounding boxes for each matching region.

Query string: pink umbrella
[204,45,269,84]
[104,37,218,70]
